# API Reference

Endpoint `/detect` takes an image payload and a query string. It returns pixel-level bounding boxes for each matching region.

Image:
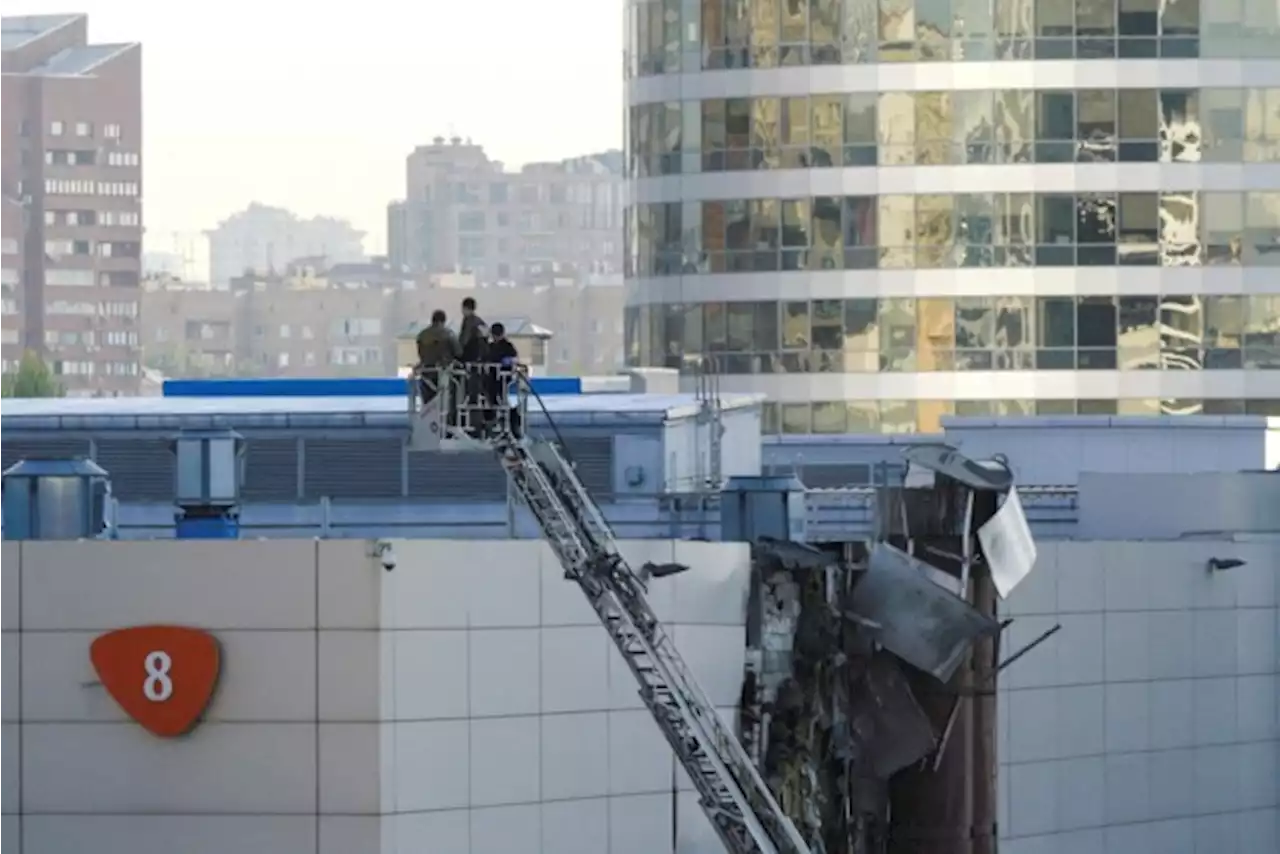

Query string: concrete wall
[997,538,1279,853]
[1,538,750,854]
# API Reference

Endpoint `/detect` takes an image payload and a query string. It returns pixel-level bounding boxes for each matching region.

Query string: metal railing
[106,485,1082,542]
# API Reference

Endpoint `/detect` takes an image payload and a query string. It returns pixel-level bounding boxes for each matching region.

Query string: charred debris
[737,445,1047,854]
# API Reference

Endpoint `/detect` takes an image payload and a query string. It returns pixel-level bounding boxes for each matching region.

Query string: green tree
[1,350,64,398]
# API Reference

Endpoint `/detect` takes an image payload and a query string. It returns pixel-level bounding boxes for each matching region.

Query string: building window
[74,121,92,137]
[104,123,121,138]
[49,121,63,136]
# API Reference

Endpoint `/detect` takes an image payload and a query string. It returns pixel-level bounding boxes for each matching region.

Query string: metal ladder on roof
[488,375,812,854]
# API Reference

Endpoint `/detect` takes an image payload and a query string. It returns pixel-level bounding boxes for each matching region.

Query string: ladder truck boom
[406,365,811,854]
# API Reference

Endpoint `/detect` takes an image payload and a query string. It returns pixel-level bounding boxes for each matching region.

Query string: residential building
[623,1,1280,434]
[1,13,143,395]
[141,267,625,379]
[387,136,623,282]
[204,203,366,285]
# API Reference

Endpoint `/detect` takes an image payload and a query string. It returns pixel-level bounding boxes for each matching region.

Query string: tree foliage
[0,350,64,398]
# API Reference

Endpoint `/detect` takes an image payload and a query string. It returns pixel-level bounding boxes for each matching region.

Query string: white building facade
[1,538,748,854]
[623,0,1280,434]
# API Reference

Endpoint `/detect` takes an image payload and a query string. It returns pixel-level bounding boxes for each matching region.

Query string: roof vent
[2,457,111,540]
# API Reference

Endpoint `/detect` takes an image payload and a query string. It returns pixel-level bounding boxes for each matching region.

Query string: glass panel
[994,89,1034,163]
[1117,89,1159,161]
[812,401,848,433]
[915,0,952,60]
[915,194,955,269]
[1117,192,1159,266]
[1118,295,1159,368]
[1202,88,1244,162]
[782,300,810,349]
[843,196,877,268]
[1118,0,1159,58]
[953,90,995,163]
[781,403,811,433]
[917,297,955,371]
[879,297,916,371]
[878,92,916,165]
[1035,0,1075,58]
[1076,0,1117,58]
[1159,0,1199,58]
[1159,89,1201,162]
[1036,91,1076,162]
[915,91,953,164]
[780,96,810,168]
[843,298,879,372]
[916,400,954,433]
[1077,296,1118,369]
[1159,191,1200,267]
[878,195,915,268]
[810,0,843,63]
[955,296,995,370]
[843,93,878,165]
[1203,295,1243,368]
[1245,191,1280,266]
[750,0,781,67]
[811,195,843,269]
[1036,296,1076,369]
[954,0,995,60]
[1243,295,1280,369]
[995,0,1034,58]
[779,0,809,65]
[878,399,918,434]
[841,0,879,63]
[1076,193,1117,266]
[751,96,782,169]
[957,192,996,267]
[1036,194,1076,266]
[1159,295,1203,371]
[993,295,1035,369]
[879,0,916,61]
[846,399,879,433]
[1076,89,1116,162]
[810,95,842,167]
[996,192,1034,266]
[1201,192,1244,265]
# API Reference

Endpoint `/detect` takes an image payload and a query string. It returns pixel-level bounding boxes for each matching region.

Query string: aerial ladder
[408,364,812,854]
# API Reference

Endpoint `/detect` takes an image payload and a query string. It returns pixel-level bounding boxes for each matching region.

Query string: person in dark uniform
[415,309,461,423]
[457,297,489,433]
[486,322,522,436]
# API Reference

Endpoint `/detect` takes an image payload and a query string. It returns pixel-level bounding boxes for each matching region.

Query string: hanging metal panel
[407,450,507,501]
[303,438,402,499]
[95,439,175,501]
[242,438,300,501]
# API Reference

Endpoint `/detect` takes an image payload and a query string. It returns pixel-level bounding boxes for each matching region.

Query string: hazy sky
[25,1,624,253]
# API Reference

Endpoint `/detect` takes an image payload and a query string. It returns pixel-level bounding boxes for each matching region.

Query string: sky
[22,1,624,255]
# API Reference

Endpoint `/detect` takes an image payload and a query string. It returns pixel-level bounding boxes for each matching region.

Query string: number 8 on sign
[143,650,174,702]
[90,625,222,738]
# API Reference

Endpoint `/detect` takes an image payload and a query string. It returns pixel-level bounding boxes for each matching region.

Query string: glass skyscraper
[623,0,1280,434]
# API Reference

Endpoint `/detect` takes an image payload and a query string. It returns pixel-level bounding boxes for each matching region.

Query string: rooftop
[0,389,765,433]
[28,42,132,75]
[0,13,79,51]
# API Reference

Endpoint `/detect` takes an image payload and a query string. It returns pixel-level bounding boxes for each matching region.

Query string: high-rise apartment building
[623,1,1280,434]
[1,13,143,395]
[204,203,366,286]
[387,137,624,282]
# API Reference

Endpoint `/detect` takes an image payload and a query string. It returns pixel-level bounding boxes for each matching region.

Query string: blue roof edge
[162,376,584,398]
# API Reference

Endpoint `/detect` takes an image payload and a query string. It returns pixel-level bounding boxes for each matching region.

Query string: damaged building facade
[731,447,1035,854]
[735,424,1277,854]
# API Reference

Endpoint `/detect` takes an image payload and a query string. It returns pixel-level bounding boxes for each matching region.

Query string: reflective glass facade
[624,0,1280,434]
